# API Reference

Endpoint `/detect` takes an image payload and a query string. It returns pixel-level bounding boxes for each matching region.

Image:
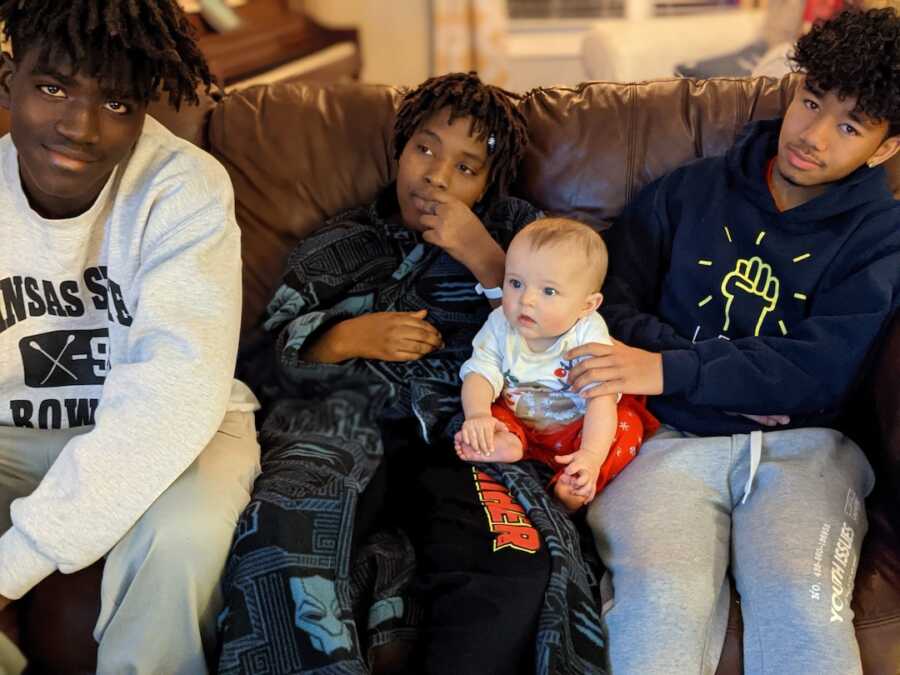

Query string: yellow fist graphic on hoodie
[721,256,780,336]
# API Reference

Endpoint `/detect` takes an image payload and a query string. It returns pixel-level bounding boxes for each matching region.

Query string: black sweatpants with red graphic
[367,426,552,675]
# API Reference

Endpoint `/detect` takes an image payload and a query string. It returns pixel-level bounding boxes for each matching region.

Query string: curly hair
[0,0,211,110]
[791,7,900,134]
[393,71,529,202]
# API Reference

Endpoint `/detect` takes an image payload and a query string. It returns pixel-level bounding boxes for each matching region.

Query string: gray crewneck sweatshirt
[0,115,258,599]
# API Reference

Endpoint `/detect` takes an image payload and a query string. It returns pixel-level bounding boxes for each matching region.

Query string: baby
[455,218,658,510]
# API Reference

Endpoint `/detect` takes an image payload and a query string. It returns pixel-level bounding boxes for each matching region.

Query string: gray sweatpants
[0,411,260,675]
[587,426,874,675]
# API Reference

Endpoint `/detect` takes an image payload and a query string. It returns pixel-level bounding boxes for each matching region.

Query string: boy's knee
[742,575,857,634]
[605,555,728,623]
[119,506,235,579]
[740,585,862,674]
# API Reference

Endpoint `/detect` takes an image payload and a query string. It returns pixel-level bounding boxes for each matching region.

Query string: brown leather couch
[0,75,897,674]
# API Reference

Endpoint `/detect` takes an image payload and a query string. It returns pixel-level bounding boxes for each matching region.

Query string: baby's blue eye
[508,279,522,289]
[543,287,557,296]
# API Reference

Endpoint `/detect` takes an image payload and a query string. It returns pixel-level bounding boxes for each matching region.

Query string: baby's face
[501,237,598,348]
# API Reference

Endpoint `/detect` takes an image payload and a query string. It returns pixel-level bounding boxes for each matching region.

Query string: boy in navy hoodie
[567,8,900,674]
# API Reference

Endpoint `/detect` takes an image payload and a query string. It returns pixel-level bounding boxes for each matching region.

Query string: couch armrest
[873,311,900,505]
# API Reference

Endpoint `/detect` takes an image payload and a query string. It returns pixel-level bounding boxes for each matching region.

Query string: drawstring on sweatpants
[741,430,763,504]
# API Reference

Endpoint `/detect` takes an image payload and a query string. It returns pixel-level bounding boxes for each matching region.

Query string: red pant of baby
[491,394,659,493]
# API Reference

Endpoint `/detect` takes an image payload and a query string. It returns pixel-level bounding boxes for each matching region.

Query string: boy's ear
[581,292,603,317]
[0,52,15,111]
[867,133,900,168]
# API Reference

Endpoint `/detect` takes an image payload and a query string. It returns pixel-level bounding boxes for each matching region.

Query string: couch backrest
[208,76,900,333]
[3,78,899,334]
[208,82,403,333]
[520,77,796,222]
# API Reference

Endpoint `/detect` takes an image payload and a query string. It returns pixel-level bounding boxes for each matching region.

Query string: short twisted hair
[791,7,900,134]
[393,72,529,202]
[0,0,212,109]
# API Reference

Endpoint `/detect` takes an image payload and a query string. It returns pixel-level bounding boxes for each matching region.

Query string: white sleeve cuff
[475,283,503,300]
[0,527,57,599]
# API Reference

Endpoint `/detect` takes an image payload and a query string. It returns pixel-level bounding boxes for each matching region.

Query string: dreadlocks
[393,72,529,201]
[0,0,211,109]
[791,7,900,134]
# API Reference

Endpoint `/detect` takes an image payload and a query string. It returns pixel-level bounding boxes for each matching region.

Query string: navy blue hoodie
[603,118,900,435]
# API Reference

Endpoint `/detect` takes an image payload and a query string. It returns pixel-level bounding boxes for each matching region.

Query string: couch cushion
[208,82,403,334]
[147,86,219,148]
[518,76,797,224]
[520,76,900,220]
[853,489,900,675]
[130,76,900,335]
[874,313,900,501]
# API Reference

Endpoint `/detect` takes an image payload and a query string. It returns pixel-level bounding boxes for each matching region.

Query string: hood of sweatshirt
[725,118,895,231]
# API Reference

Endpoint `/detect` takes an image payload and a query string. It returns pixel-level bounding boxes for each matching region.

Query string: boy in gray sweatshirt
[0,2,260,673]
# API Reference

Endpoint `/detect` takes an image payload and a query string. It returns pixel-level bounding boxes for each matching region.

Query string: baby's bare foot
[455,432,483,461]
[456,430,524,463]
[456,438,493,462]
[554,480,589,513]
[484,430,524,463]
[455,439,479,461]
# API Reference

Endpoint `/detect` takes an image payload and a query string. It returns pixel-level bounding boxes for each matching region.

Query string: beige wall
[302,0,431,86]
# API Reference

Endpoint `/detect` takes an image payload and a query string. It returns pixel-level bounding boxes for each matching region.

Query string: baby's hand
[460,415,505,456]
[555,446,609,504]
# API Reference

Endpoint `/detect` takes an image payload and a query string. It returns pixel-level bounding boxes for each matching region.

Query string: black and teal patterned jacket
[221,186,608,675]
[262,185,541,443]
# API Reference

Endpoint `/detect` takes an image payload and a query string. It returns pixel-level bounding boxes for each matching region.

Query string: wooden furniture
[187,0,360,88]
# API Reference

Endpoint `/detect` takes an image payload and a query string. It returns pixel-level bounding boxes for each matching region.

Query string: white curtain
[432,0,510,86]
